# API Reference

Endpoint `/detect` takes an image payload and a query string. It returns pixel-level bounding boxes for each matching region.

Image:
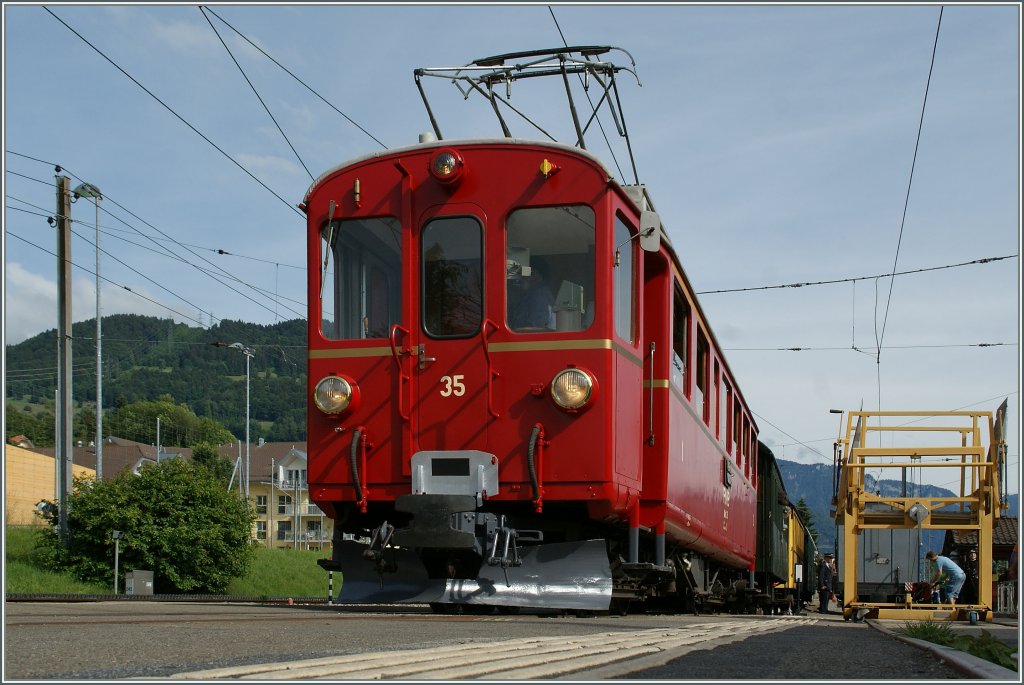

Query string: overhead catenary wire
[871,6,944,432]
[547,5,628,182]
[199,6,313,181]
[201,5,386,150]
[878,6,944,355]
[724,342,1015,352]
[42,6,303,218]
[695,254,1016,295]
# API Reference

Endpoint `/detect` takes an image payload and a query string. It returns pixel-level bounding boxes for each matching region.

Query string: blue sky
[3,3,1020,494]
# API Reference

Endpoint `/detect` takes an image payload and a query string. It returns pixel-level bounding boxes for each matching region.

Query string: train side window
[422,216,483,338]
[613,214,636,343]
[713,360,721,438]
[750,437,758,484]
[506,206,595,334]
[672,290,690,395]
[722,379,732,450]
[321,217,402,340]
[696,329,710,425]
[733,400,741,460]
[742,416,750,475]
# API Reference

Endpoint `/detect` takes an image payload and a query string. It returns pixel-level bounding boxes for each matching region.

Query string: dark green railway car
[755,441,816,613]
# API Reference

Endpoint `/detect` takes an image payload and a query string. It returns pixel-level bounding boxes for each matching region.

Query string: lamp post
[112,529,122,594]
[74,182,103,480]
[213,341,254,498]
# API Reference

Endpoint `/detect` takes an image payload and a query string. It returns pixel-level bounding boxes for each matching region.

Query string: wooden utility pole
[55,175,74,546]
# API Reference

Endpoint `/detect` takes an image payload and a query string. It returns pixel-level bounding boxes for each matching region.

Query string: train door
[414,210,490,452]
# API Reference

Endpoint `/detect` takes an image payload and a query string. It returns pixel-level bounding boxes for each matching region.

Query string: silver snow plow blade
[331,539,612,612]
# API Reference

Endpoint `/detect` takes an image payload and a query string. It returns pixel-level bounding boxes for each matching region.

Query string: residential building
[14,437,333,551]
[3,444,95,525]
[238,442,332,551]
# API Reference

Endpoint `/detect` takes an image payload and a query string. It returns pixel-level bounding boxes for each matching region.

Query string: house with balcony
[243,443,332,550]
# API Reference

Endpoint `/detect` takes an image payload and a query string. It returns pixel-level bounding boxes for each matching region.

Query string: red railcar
[303,49,759,612]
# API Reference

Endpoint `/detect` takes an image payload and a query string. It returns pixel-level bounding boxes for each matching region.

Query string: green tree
[191,441,235,485]
[5,402,54,446]
[37,459,256,593]
[794,497,819,547]
[105,398,234,447]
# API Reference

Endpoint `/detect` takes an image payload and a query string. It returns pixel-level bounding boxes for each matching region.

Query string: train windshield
[321,217,402,340]
[422,216,483,338]
[506,206,595,333]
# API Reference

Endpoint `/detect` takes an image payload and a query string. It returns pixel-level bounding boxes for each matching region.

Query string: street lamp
[74,182,103,480]
[213,341,255,497]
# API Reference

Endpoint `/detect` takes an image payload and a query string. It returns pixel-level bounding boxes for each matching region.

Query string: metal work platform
[831,402,1010,622]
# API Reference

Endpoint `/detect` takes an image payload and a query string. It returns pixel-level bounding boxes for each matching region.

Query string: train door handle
[418,345,436,369]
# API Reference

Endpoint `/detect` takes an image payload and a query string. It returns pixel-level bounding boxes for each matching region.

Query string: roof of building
[946,516,1019,550]
[215,441,307,480]
[26,437,306,479]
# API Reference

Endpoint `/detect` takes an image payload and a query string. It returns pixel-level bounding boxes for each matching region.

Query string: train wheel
[429,602,463,615]
[609,599,631,616]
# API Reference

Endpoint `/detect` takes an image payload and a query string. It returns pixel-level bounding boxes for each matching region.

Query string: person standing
[818,553,835,614]
[926,550,966,605]
[961,549,980,605]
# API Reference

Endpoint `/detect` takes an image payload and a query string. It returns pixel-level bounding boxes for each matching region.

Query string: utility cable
[42,6,303,217]
[6,156,304,318]
[7,231,208,327]
[7,208,215,321]
[199,6,313,181]
[752,411,831,462]
[6,170,304,269]
[7,196,307,316]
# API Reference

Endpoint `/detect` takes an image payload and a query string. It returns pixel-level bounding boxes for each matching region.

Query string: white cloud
[149,16,220,54]
[3,262,182,345]
[4,263,59,344]
[234,153,303,178]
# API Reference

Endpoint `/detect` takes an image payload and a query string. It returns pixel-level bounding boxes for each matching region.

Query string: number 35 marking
[440,375,466,397]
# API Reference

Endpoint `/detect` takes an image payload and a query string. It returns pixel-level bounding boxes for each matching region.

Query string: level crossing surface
[2,600,1014,680]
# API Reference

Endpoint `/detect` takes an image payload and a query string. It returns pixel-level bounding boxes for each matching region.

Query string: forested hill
[5,315,307,443]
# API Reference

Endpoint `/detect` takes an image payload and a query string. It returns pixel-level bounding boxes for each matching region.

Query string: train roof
[303,137,614,203]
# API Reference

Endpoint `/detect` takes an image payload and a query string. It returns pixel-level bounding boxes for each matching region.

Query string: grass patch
[225,546,334,598]
[4,526,109,594]
[897,619,1018,672]
[5,526,335,598]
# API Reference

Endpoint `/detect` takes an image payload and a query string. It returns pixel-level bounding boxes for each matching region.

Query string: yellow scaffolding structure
[833,401,1009,622]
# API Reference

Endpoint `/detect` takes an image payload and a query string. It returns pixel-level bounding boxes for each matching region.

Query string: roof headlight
[314,375,358,415]
[429,149,464,183]
[550,367,596,412]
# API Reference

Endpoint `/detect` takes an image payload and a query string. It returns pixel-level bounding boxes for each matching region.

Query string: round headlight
[429,149,464,183]
[314,375,355,414]
[550,367,595,410]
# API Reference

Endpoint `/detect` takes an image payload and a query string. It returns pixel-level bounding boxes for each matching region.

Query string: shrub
[37,459,256,593]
